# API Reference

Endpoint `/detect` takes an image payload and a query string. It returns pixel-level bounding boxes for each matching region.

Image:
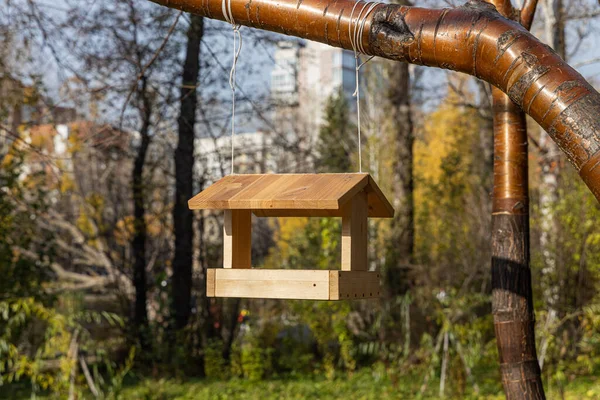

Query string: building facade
[270,40,358,132]
[196,131,279,182]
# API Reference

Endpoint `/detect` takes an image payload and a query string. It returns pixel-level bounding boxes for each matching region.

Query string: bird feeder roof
[188,173,394,218]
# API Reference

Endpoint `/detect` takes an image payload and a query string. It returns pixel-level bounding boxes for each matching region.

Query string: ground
[3,368,600,399]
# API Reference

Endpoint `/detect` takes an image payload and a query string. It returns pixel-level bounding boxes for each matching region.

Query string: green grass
[120,372,493,400]
[117,369,600,400]
[3,368,599,399]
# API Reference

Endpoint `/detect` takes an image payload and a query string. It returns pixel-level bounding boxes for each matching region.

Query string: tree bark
[172,14,204,331]
[388,60,414,272]
[382,59,414,341]
[487,1,545,397]
[537,0,567,370]
[132,76,152,350]
[491,87,545,399]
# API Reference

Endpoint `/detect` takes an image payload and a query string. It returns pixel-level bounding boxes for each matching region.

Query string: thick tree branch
[148,0,600,203]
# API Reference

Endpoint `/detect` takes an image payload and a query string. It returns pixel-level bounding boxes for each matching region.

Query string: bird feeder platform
[188,173,394,300]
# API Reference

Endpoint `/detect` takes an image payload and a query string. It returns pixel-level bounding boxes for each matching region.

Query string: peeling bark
[491,86,545,399]
[487,1,545,397]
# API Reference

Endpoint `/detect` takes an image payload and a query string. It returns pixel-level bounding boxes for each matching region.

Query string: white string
[349,1,378,173]
[222,0,242,174]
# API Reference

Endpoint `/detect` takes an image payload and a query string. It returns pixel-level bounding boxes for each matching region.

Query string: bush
[204,339,229,379]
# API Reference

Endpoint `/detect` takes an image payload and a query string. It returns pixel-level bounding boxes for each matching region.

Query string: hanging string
[223,0,242,174]
[349,1,378,173]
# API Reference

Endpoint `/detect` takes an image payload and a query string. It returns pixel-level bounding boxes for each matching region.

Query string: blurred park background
[2,0,600,398]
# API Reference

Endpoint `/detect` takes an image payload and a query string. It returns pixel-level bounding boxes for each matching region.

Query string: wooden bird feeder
[188,173,394,300]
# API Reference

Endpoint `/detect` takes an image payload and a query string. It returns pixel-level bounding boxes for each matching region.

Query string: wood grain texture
[331,270,381,300]
[206,269,216,297]
[188,173,394,218]
[223,210,252,269]
[341,191,368,271]
[207,269,381,300]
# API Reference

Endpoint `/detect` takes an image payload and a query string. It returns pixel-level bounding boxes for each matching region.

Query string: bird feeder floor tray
[207,269,380,300]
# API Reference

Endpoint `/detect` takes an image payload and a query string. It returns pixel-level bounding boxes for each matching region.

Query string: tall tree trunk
[491,87,545,399]
[382,58,414,342]
[486,1,545,398]
[172,15,204,331]
[132,76,152,350]
[538,0,566,370]
[388,61,414,270]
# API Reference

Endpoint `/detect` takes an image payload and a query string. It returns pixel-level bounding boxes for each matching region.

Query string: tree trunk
[132,76,152,350]
[388,60,414,270]
[538,0,567,370]
[486,1,545,397]
[172,14,204,331]
[491,87,545,400]
[382,59,414,342]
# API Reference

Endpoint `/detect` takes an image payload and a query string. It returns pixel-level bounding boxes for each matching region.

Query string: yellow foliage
[114,213,165,246]
[414,89,483,263]
[415,98,479,187]
[115,216,135,245]
[67,127,82,153]
[76,206,96,237]
[263,217,308,269]
[60,174,75,193]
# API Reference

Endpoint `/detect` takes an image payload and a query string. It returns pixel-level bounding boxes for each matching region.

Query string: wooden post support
[223,210,252,268]
[341,190,368,271]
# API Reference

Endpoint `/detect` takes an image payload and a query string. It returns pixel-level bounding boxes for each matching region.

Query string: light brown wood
[207,269,380,300]
[214,269,330,299]
[253,209,353,218]
[341,191,368,271]
[366,175,395,218]
[223,210,252,269]
[331,270,381,300]
[206,269,216,297]
[188,173,394,218]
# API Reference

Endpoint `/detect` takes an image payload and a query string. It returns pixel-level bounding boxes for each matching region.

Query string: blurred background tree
[1,0,600,398]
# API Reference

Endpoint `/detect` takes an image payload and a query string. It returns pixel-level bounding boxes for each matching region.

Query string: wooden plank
[365,175,395,218]
[189,175,259,209]
[206,269,381,300]
[341,191,368,271]
[336,271,380,300]
[188,174,393,217]
[253,209,345,218]
[336,174,369,209]
[206,269,216,297]
[213,269,330,300]
[329,270,340,300]
[223,210,252,269]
